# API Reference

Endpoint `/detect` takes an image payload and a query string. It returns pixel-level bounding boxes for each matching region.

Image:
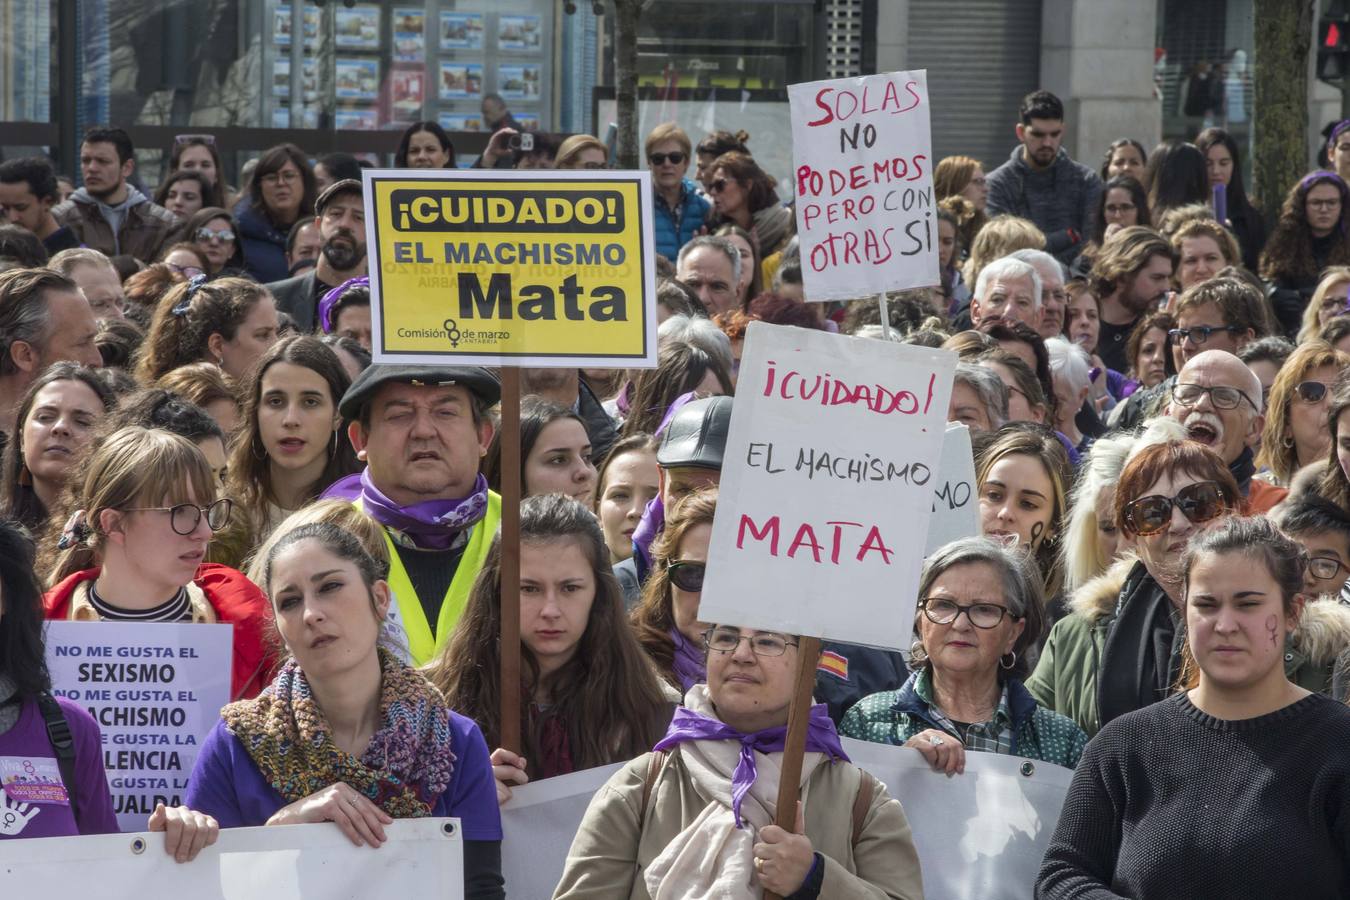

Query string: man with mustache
[1165,348,1286,514]
[267,179,367,332]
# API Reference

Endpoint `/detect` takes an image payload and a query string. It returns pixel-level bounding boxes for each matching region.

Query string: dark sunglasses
[708,178,731,194]
[1295,381,1329,403]
[667,560,705,592]
[649,152,686,166]
[1122,481,1227,536]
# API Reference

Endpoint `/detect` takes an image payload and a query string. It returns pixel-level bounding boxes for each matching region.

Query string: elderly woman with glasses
[553,621,924,900]
[1027,432,1242,735]
[1255,340,1350,488]
[842,537,1087,773]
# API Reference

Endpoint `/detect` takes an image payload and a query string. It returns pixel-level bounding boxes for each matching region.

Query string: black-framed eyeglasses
[1319,297,1350,315]
[1171,382,1259,412]
[124,498,233,535]
[1295,381,1329,404]
[666,560,705,592]
[649,152,686,166]
[1308,555,1350,581]
[704,626,798,657]
[1121,481,1227,536]
[919,598,1018,629]
[1168,325,1243,346]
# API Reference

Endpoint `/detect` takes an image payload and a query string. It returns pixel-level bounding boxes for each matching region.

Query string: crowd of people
[2,85,1350,897]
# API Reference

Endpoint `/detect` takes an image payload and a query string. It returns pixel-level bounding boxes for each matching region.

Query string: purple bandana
[354,468,490,550]
[653,703,848,828]
[669,629,707,692]
[630,391,701,568]
[317,275,370,333]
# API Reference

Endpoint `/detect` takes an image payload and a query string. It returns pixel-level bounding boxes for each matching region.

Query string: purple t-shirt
[184,710,503,841]
[0,696,119,840]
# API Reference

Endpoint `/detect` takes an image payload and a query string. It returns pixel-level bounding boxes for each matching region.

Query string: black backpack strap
[35,692,81,827]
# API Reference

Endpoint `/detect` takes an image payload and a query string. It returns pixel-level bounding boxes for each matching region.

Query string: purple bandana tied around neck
[652,703,848,828]
[669,630,706,692]
[356,468,489,550]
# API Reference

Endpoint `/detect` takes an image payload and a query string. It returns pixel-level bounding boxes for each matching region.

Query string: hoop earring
[999,651,1017,670]
[1282,435,1295,449]
[329,429,338,459]
[252,440,267,462]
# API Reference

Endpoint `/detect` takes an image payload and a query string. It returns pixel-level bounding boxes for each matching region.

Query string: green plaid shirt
[910,668,1015,754]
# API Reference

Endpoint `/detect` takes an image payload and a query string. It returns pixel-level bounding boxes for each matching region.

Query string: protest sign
[788,70,936,302]
[44,622,231,831]
[926,422,980,555]
[699,321,956,650]
[361,169,658,368]
[0,818,462,897]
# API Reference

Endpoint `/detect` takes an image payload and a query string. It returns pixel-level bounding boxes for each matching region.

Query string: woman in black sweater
[1036,516,1350,899]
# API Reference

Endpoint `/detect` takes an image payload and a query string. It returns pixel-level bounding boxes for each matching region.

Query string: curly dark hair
[1259,172,1350,286]
[134,276,272,382]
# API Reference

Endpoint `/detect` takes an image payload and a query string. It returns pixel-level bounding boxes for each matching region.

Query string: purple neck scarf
[356,468,490,550]
[653,703,848,828]
[669,630,706,692]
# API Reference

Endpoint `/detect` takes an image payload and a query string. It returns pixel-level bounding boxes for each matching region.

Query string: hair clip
[317,275,371,334]
[56,510,91,550]
[172,274,209,316]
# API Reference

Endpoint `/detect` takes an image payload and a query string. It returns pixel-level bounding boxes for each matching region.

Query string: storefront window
[1155,0,1254,157]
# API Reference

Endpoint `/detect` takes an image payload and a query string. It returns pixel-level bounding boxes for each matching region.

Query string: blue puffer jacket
[233,197,291,284]
[653,179,711,262]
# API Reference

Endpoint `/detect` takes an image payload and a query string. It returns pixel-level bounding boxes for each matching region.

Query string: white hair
[1046,335,1093,399]
[974,256,1043,311]
[658,314,734,372]
[1009,248,1066,290]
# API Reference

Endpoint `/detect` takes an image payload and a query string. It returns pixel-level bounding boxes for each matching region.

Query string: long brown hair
[621,341,733,438]
[1260,172,1350,285]
[135,277,272,383]
[631,489,719,688]
[1317,368,1350,509]
[1256,340,1350,484]
[426,494,668,774]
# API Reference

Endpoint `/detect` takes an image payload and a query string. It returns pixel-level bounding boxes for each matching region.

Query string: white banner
[0,817,463,897]
[926,422,980,556]
[44,621,233,831]
[789,70,937,301]
[699,322,956,650]
[501,746,1071,900]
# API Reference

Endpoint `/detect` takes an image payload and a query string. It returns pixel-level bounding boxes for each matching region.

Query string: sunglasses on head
[1121,481,1227,536]
[1295,381,1329,403]
[667,560,705,592]
[175,133,216,146]
[649,152,686,166]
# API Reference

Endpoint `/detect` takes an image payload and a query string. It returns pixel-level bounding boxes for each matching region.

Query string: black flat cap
[657,395,733,470]
[316,178,363,217]
[339,364,501,419]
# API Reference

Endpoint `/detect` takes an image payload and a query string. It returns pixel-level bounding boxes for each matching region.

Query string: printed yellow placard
[363,169,658,368]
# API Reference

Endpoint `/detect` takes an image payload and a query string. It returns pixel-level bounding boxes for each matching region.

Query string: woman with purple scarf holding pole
[553,620,925,899]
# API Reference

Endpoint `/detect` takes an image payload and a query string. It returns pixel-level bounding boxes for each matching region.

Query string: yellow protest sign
[362,169,658,367]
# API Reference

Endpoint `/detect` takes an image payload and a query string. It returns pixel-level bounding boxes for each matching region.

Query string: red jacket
[43,564,274,700]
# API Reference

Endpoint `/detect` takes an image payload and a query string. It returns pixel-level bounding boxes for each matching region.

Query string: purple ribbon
[317,275,370,333]
[355,468,489,550]
[669,629,706,692]
[653,703,848,828]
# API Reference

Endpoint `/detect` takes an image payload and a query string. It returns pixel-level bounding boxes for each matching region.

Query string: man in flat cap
[331,363,500,664]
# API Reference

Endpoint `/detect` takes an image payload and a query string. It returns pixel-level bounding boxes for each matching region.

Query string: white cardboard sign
[926,422,980,555]
[699,322,956,649]
[788,70,937,301]
[44,621,233,832]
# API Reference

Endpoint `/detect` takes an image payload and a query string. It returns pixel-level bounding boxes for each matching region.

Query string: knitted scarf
[221,649,455,817]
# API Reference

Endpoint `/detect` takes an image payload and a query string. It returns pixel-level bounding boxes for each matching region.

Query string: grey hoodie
[69,184,148,255]
[985,145,1103,265]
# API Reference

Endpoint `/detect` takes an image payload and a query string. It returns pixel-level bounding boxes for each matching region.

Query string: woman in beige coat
[553,624,925,900]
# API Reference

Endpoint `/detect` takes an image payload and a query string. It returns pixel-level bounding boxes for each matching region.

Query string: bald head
[1167,349,1264,466]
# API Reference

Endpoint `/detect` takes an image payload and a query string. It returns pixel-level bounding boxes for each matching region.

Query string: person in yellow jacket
[324,364,501,664]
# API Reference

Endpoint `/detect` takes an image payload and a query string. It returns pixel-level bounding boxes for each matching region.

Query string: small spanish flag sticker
[817,650,849,681]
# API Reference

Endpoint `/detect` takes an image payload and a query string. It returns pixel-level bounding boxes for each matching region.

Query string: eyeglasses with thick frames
[123,498,233,536]
[919,598,1018,629]
[1168,325,1243,346]
[666,560,705,592]
[1170,382,1259,412]
[1121,481,1227,536]
[704,627,798,657]
[1308,555,1350,581]
[1308,198,1342,211]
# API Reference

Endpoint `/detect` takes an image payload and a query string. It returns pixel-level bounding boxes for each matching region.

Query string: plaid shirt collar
[913,668,1014,753]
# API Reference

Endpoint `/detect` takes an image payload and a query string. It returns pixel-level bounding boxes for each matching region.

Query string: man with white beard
[1164,349,1286,514]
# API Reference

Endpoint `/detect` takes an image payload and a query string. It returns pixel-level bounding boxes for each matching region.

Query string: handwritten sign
[45,622,232,831]
[926,422,980,555]
[363,169,658,368]
[789,70,937,301]
[699,322,956,649]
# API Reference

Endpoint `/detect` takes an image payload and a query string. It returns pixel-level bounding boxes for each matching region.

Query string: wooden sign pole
[764,634,822,900]
[498,366,523,755]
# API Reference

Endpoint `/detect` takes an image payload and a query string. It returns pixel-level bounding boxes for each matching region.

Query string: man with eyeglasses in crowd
[266,179,367,332]
[647,123,710,264]
[1164,347,1286,514]
[52,127,178,262]
[0,157,83,256]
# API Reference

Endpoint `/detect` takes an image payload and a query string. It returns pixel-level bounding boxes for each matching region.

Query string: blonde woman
[554,134,609,170]
[1059,432,1140,594]
[935,154,990,249]
[1256,340,1350,487]
[40,426,271,700]
[1297,266,1350,345]
[962,214,1046,288]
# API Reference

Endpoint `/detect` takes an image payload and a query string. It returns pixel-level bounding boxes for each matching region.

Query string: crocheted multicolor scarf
[221,649,455,817]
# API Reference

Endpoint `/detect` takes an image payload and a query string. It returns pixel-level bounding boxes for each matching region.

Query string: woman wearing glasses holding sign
[233,144,316,284]
[1027,437,1241,736]
[41,426,271,701]
[1255,341,1350,488]
[841,537,1087,773]
[554,621,924,899]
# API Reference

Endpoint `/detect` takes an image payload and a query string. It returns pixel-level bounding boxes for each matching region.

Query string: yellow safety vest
[355,491,501,665]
